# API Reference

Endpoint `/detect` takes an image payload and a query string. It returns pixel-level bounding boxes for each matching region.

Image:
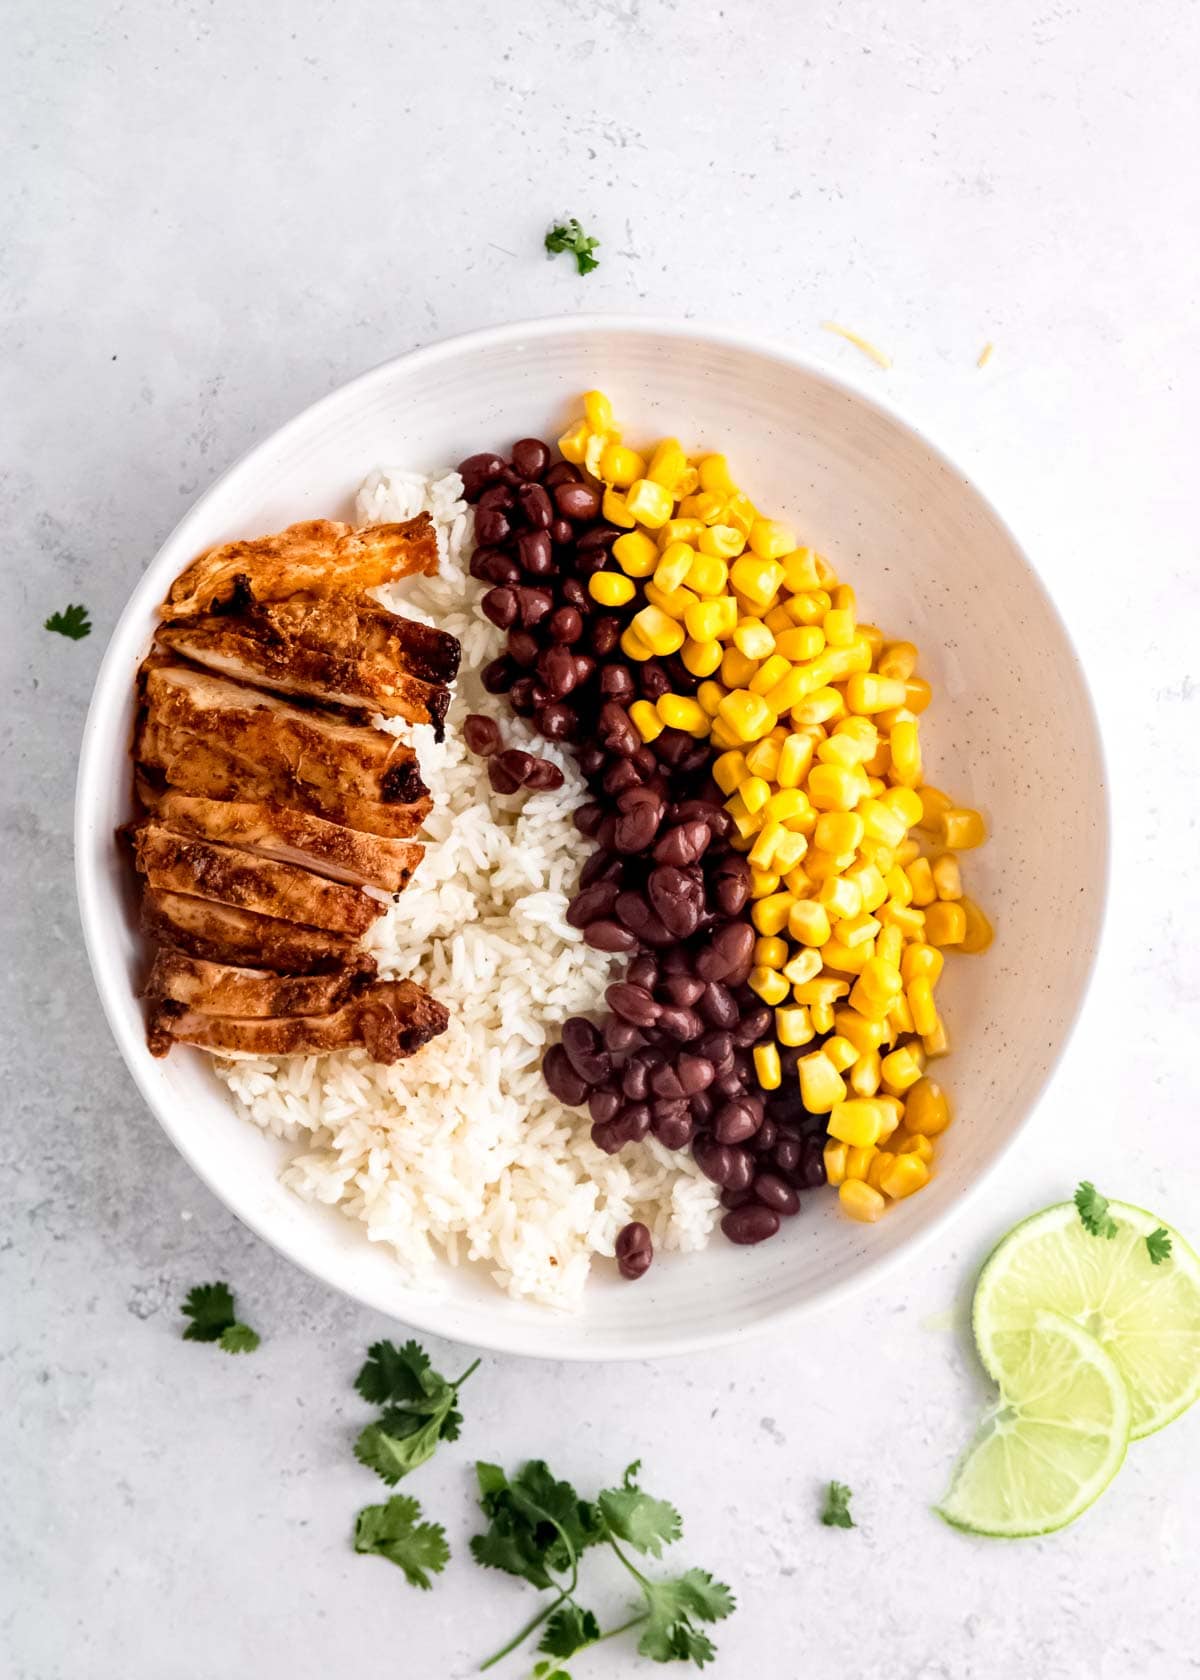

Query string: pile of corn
[561,391,993,1223]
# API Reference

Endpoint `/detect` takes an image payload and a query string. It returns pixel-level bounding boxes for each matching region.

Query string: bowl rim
[74,313,1112,1359]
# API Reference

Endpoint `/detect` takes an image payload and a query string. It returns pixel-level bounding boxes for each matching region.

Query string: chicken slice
[161,517,438,621]
[259,596,461,687]
[144,948,370,1018]
[131,823,383,936]
[147,980,450,1063]
[141,788,422,893]
[142,888,363,974]
[155,610,452,735]
[139,664,429,808]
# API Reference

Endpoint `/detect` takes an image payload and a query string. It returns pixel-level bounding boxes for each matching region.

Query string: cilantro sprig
[1075,1182,1119,1240]
[353,1338,479,1485]
[180,1282,260,1353]
[820,1480,855,1528]
[354,1493,450,1590]
[1146,1227,1173,1266]
[44,602,91,640]
[473,1458,735,1671]
[545,218,601,276]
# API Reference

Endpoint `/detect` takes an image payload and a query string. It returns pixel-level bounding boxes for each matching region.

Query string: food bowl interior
[77,320,1107,1359]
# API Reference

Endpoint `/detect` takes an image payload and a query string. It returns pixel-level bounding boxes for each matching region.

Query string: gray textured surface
[3,1,1198,1675]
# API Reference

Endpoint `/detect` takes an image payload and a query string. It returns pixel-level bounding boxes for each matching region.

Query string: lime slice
[974,1201,1200,1439]
[936,1308,1130,1537]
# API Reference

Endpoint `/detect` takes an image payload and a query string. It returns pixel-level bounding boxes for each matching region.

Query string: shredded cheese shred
[977,341,995,369]
[821,321,892,370]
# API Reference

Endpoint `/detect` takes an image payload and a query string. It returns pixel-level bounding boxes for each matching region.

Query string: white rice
[215,465,719,1309]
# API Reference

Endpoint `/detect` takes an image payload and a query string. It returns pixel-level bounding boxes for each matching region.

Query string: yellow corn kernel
[686,552,729,596]
[786,588,832,626]
[781,548,828,591]
[824,1139,848,1186]
[889,720,922,788]
[824,606,856,648]
[900,943,943,986]
[581,389,613,432]
[849,1049,882,1097]
[823,1036,858,1074]
[613,530,658,578]
[644,580,698,620]
[696,453,736,496]
[557,420,590,463]
[762,665,820,716]
[879,1152,931,1200]
[841,1144,877,1184]
[782,947,822,986]
[653,541,697,594]
[771,830,808,873]
[838,913,882,952]
[770,626,821,662]
[684,599,731,644]
[859,798,907,849]
[875,923,904,971]
[645,437,687,491]
[896,1130,934,1165]
[884,865,913,907]
[887,992,915,1037]
[877,640,918,681]
[584,430,609,480]
[696,523,744,560]
[817,877,861,922]
[653,694,707,737]
[775,1005,814,1048]
[713,751,748,796]
[760,790,806,830]
[894,837,921,867]
[845,672,908,715]
[602,486,638,529]
[749,965,790,1007]
[754,935,788,971]
[940,807,987,850]
[720,646,759,689]
[773,732,813,789]
[914,786,951,832]
[753,1042,782,1091]
[729,555,786,611]
[749,867,779,897]
[588,569,636,607]
[742,736,781,781]
[675,465,700,499]
[906,857,937,907]
[905,977,937,1037]
[748,820,786,871]
[881,1044,925,1096]
[596,441,645,488]
[867,1149,897,1193]
[747,518,796,560]
[752,891,794,938]
[792,978,851,1010]
[733,619,776,661]
[812,812,862,858]
[631,604,685,657]
[788,898,831,947]
[798,1050,846,1113]
[806,763,863,813]
[820,938,872,975]
[740,775,771,814]
[879,903,926,940]
[658,518,705,551]
[958,896,994,955]
[925,901,967,946]
[932,853,963,900]
[788,688,843,729]
[625,477,674,528]
[761,605,792,635]
[840,1179,886,1221]
[844,863,885,916]
[905,1076,951,1136]
[620,623,652,661]
[832,1008,883,1057]
[628,699,664,743]
[905,676,933,713]
[828,1098,886,1148]
[711,718,742,752]
[681,638,723,679]
[749,653,792,697]
[697,680,726,718]
[717,688,775,743]
[809,1001,834,1033]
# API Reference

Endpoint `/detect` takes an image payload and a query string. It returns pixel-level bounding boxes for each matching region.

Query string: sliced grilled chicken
[155,609,452,734]
[139,664,429,808]
[141,788,422,893]
[147,980,450,1063]
[131,823,383,936]
[144,948,371,1018]
[257,596,461,687]
[161,517,438,621]
[142,888,364,974]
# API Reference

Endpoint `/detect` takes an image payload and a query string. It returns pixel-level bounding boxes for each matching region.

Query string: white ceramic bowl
[76,317,1108,1360]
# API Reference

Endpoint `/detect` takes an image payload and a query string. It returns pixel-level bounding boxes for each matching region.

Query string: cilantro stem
[455,1358,482,1388]
[478,1586,571,1671]
[604,1532,651,1590]
[593,1612,649,1643]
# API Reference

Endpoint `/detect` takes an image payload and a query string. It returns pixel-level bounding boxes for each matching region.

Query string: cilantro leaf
[598,1461,683,1558]
[637,1569,735,1667]
[545,218,601,276]
[820,1480,855,1528]
[219,1322,261,1354]
[44,602,91,640]
[538,1604,601,1660]
[1075,1181,1118,1239]
[353,1493,449,1590]
[356,1339,442,1406]
[471,1460,600,1590]
[352,1341,476,1483]
[1147,1227,1173,1265]
[354,1410,448,1486]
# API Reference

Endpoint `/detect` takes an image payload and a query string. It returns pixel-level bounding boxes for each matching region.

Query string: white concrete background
[3,1,1198,1675]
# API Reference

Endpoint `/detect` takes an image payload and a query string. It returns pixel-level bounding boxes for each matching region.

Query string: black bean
[689,1088,715,1127]
[554,481,601,520]
[724,1148,755,1193]
[535,702,576,742]
[584,920,638,953]
[797,1138,828,1189]
[721,1186,758,1211]
[695,922,755,984]
[508,629,539,669]
[622,1057,651,1101]
[656,1005,702,1042]
[662,974,705,1008]
[576,523,616,551]
[654,1108,694,1151]
[606,982,661,1028]
[714,868,751,917]
[519,587,555,628]
[697,1029,734,1066]
[588,1087,622,1125]
[511,438,551,479]
[615,1221,653,1280]
[458,452,506,500]
[488,757,521,794]
[698,982,739,1030]
[772,1134,802,1175]
[573,652,597,687]
[676,1054,715,1095]
[540,644,579,697]
[598,701,639,758]
[475,506,511,545]
[653,820,711,868]
[478,483,515,514]
[573,801,606,837]
[481,655,516,694]
[561,1018,610,1086]
[714,1099,759,1145]
[693,1137,736,1186]
[647,865,703,938]
[732,1007,773,1049]
[604,1019,643,1055]
[495,748,534,787]
[620,1102,653,1142]
[613,800,663,854]
[525,758,565,791]
[591,1119,626,1154]
[600,664,636,703]
[482,587,519,629]
[712,1067,746,1099]
[750,1119,778,1154]
[516,529,553,576]
[542,1043,589,1106]
[517,483,553,529]
[549,606,583,644]
[578,746,606,777]
[626,953,659,992]
[721,1204,781,1245]
[604,759,642,797]
[544,460,582,488]
[590,618,621,658]
[755,1172,800,1216]
[639,662,671,701]
[463,714,502,756]
[650,1062,687,1101]
[653,727,693,766]
[567,881,619,928]
[550,517,574,546]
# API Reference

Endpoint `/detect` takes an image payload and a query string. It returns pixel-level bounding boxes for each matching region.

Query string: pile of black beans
[457,442,827,1272]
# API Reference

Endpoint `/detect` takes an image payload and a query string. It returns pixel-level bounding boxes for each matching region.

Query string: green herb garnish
[181,1282,260,1353]
[353,1493,450,1590]
[473,1458,734,1670]
[353,1339,479,1485]
[1075,1182,1119,1240]
[545,218,600,276]
[1146,1227,1173,1266]
[820,1480,855,1528]
[44,603,91,640]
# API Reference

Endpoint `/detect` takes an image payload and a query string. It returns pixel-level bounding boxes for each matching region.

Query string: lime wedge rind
[935,1308,1131,1539]
[972,1200,1200,1441]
